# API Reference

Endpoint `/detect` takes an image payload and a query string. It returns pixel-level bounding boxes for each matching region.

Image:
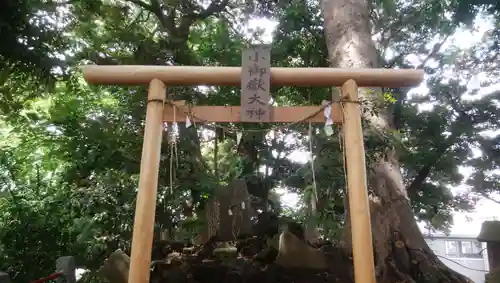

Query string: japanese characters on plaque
[241,45,271,122]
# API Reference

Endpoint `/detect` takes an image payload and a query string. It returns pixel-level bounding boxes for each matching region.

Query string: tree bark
[320,0,470,282]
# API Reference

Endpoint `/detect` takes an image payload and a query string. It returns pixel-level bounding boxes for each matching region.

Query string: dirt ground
[145,212,471,283]
[150,236,354,283]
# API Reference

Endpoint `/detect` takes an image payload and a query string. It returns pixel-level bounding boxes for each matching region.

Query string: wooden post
[341,80,376,283]
[128,79,165,283]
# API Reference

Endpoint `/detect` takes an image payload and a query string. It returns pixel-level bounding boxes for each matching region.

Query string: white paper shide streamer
[322,100,334,136]
[185,114,192,128]
[236,132,243,145]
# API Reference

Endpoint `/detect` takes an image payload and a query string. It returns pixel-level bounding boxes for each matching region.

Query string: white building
[424,234,489,283]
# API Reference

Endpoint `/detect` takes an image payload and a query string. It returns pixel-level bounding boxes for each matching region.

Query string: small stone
[395,240,405,248]
[56,256,76,283]
[0,271,11,283]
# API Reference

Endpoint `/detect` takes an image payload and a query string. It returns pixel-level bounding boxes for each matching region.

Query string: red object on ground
[30,272,62,283]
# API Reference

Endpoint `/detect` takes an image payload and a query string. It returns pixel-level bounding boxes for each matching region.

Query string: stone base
[0,271,10,283]
[485,268,500,283]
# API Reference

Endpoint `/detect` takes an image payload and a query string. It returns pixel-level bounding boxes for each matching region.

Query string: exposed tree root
[142,231,472,283]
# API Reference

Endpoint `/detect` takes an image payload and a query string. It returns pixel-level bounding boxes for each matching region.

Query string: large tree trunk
[320,0,470,282]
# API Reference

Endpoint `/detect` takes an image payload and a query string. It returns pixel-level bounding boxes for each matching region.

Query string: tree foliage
[0,0,500,281]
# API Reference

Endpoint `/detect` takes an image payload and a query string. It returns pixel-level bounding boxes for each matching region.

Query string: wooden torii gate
[82,64,423,283]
